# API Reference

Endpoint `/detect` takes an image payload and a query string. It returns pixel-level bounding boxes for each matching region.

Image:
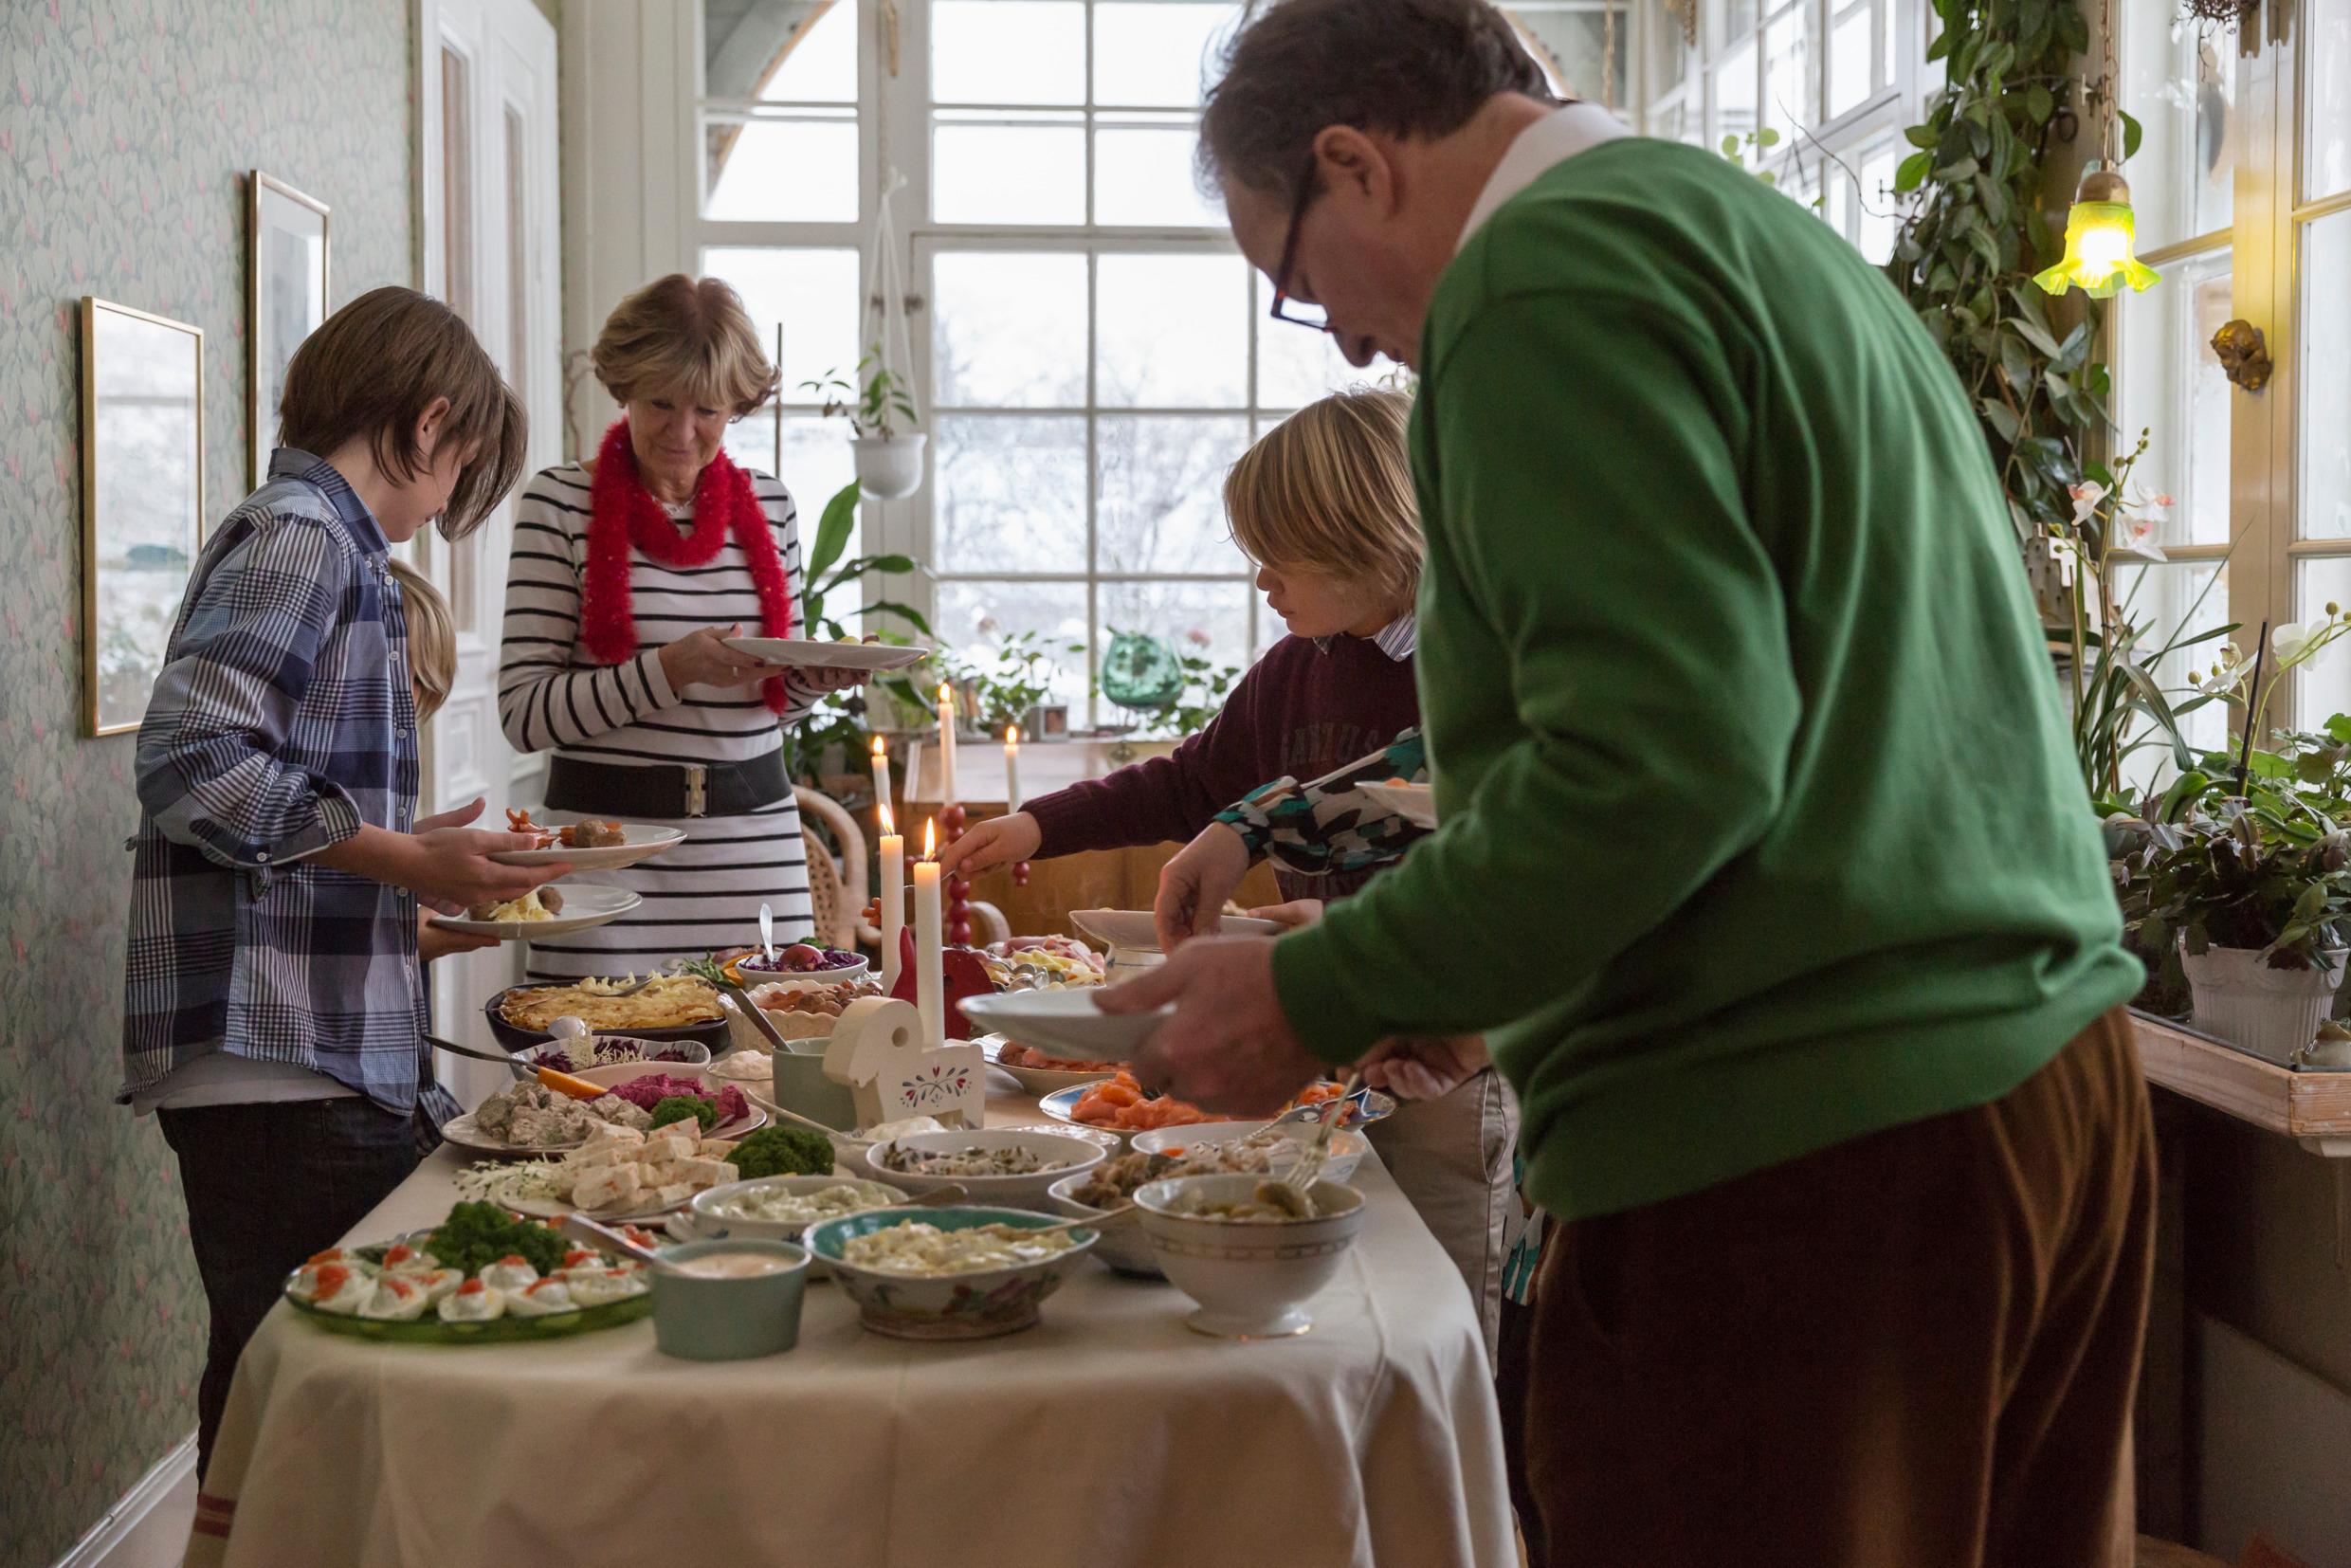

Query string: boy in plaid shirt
[120,287,557,1476]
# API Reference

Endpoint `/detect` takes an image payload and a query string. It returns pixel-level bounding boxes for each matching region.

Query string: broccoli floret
[649,1095,719,1130]
[428,1200,567,1277]
[725,1125,834,1178]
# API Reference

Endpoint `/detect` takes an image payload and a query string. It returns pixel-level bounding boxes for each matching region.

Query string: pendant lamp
[2033,168,2160,298]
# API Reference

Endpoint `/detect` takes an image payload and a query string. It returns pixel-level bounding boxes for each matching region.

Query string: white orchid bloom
[2274,621,2333,668]
[2112,511,2168,561]
[2193,647,2251,695]
[2069,482,2106,528]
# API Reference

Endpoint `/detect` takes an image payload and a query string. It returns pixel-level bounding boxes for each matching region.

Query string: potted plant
[806,350,925,501]
[923,631,1082,738]
[2124,786,2351,1064]
[776,480,933,788]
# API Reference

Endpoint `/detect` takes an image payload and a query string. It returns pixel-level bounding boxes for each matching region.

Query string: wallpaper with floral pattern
[0,3,414,1561]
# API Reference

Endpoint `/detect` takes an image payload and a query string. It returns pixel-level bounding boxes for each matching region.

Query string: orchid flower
[2193,646,2251,697]
[2275,621,2336,669]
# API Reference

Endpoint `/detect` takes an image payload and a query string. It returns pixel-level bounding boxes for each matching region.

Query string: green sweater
[1271,137,2140,1223]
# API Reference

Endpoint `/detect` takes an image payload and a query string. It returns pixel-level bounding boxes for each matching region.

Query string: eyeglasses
[1267,155,1330,333]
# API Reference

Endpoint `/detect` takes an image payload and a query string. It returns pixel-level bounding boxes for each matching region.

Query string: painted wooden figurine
[822,994,986,1130]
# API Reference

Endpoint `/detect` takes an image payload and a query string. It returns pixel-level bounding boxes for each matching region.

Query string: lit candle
[914,818,945,1049]
[937,683,959,807]
[877,799,904,994]
[1003,724,1022,811]
[869,734,891,821]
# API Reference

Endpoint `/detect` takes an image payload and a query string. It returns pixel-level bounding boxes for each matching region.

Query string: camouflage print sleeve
[1210,728,1429,879]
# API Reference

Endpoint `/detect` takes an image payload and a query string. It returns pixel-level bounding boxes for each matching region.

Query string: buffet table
[188,1084,1516,1568]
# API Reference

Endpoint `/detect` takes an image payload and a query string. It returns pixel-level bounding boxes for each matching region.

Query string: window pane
[1854,139,1900,264]
[784,416,860,572]
[933,415,1088,571]
[2120,7,2233,250]
[1646,4,1687,94]
[932,251,1088,408]
[935,580,1093,709]
[2296,557,2351,727]
[2308,0,2351,201]
[1097,416,1252,573]
[1717,38,1759,140]
[1098,253,1248,408]
[1827,1,1871,119]
[1098,581,1255,720]
[723,409,779,479]
[1761,3,1810,142]
[1093,1,1238,106]
[1256,314,1399,410]
[1095,123,1227,227]
[2112,561,2230,793]
[704,116,859,221]
[2115,250,2232,549]
[702,0,858,103]
[1726,0,1758,36]
[2303,210,2351,540]
[932,120,1085,224]
[1512,9,1627,103]
[931,0,1084,104]
[701,246,861,402]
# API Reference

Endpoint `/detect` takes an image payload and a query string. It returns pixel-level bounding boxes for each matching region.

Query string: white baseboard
[2192,1312,2351,1566]
[51,1432,197,1568]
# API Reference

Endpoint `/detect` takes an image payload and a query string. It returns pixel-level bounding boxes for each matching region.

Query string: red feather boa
[580,419,795,716]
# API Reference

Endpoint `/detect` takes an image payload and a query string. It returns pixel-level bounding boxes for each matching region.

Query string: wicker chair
[793,787,868,951]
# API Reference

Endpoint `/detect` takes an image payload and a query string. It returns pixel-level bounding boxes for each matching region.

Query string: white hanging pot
[853,432,926,501]
[2180,942,2350,1065]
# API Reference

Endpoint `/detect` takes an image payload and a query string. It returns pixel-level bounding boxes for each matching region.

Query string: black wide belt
[544,750,789,820]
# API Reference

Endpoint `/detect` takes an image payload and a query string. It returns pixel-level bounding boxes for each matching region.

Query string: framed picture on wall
[81,299,206,738]
[248,171,330,486]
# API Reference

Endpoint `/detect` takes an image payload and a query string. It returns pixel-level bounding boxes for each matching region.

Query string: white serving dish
[488,825,688,869]
[566,1063,767,1141]
[723,635,926,671]
[805,1206,1099,1340]
[431,884,641,940]
[437,1111,590,1161]
[863,1126,1105,1207]
[1130,1120,1368,1183]
[1069,908,1283,950]
[958,988,1168,1062]
[688,1175,909,1242]
[979,1035,1121,1095]
[1047,1172,1159,1278]
[1135,1174,1367,1339]
[736,956,872,994]
[1354,779,1436,830]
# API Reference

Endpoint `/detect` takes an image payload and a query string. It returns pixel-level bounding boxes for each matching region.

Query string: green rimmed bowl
[803,1206,1098,1340]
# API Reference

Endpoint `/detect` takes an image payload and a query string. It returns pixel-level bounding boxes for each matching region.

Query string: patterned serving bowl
[803,1206,1099,1340]
[1134,1174,1366,1340]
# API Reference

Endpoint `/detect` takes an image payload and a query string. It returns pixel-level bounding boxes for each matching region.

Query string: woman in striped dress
[498,274,865,981]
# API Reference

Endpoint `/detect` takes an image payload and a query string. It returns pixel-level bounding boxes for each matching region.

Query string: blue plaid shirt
[120,449,455,1120]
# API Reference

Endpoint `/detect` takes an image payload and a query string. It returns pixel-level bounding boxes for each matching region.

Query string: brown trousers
[1527,1007,2155,1568]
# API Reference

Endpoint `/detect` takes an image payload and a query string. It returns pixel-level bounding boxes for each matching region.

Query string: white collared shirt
[1455,102,1633,255]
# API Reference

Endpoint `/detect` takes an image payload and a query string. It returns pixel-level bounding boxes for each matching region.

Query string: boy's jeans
[159,1098,435,1478]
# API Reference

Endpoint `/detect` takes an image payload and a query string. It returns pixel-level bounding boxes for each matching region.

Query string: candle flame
[923,817,937,858]
[879,799,895,836]
[1006,724,1020,745]
[871,734,885,758]
[939,682,953,704]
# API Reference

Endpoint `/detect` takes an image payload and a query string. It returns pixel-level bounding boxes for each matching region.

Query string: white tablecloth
[191,1089,1515,1568]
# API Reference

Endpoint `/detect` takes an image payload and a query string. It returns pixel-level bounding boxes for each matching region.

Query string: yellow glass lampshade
[2032,171,2160,299]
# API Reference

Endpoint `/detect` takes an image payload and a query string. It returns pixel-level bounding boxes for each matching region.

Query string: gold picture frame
[248,171,330,487]
[81,298,207,738]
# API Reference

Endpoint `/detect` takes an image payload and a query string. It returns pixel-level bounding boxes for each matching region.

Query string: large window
[1646,0,1916,264]
[2112,0,2350,736]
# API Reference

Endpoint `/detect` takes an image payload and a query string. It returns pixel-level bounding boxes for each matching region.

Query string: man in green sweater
[1103,0,2157,1562]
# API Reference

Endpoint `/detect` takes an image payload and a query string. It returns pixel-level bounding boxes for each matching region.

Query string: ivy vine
[1884,0,2142,550]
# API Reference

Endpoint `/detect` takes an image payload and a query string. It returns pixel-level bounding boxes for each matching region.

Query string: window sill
[2133,1011,2351,1156]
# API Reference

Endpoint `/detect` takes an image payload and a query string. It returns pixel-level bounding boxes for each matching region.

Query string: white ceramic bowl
[865,1126,1104,1206]
[1135,1174,1366,1339]
[806,1206,1099,1340]
[1046,1171,1159,1278]
[1129,1120,1370,1182]
[688,1175,908,1242]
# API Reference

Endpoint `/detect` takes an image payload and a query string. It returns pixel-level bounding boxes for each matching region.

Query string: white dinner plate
[431,884,641,940]
[489,825,687,869]
[723,636,927,671]
[438,1112,589,1162]
[1068,908,1284,952]
[958,988,1170,1063]
[1355,779,1437,830]
[979,1035,1122,1095]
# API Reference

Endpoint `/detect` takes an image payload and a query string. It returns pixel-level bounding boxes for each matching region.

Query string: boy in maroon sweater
[943,388,1517,1351]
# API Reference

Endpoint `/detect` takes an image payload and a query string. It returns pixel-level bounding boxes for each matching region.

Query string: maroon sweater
[1027,633,1419,903]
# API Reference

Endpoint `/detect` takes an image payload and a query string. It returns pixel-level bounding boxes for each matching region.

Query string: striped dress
[499,460,817,980]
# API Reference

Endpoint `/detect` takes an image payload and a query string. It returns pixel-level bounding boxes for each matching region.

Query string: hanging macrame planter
[850,169,926,501]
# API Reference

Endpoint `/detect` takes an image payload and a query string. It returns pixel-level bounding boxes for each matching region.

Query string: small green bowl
[650,1238,811,1359]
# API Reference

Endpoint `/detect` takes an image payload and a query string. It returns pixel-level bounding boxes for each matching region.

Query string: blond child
[940,387,1517,1351]
[391,558,502,968]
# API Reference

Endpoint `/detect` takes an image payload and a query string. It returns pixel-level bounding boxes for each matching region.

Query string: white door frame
[417,0,561,1102]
